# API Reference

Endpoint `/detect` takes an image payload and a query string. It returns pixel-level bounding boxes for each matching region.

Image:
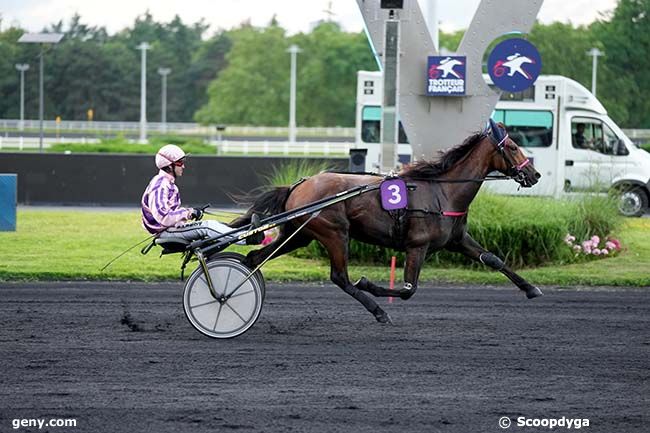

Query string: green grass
[1,209,648,286]
[641,143,650,153]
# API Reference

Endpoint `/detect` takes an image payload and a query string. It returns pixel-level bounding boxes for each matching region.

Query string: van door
[565,117,625,191]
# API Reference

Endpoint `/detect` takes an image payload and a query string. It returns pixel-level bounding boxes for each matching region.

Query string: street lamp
[286,44,302,145]
[15,64,30,132]
[587,47,604,96]
[18,33,63,152]
[137,42,151,143]
[157,67,171,133]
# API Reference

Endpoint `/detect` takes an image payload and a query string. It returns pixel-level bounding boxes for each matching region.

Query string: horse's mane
[400,132,485,179]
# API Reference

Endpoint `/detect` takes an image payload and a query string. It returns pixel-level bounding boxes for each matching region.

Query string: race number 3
[380,179,408,210]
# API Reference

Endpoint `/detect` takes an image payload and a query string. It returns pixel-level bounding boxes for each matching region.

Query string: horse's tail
[229,186,291,228]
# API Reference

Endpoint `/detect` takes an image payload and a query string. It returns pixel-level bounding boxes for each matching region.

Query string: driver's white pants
[163,220,246,245]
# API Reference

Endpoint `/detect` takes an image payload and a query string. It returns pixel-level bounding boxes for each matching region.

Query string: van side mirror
[616,139,629,156]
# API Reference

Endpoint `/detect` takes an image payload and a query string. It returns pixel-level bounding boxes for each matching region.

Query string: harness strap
[407,208,467,218]
[441,211,468,217]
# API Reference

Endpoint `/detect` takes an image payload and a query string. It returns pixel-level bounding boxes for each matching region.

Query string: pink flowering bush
[564,233,622,258]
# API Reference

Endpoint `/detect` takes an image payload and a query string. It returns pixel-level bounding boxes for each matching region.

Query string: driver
[141,144,262,244]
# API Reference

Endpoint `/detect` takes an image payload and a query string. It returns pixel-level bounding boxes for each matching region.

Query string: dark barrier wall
[0,153,346,206]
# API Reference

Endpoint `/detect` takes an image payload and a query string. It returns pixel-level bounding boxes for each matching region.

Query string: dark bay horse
[232,121,542,323]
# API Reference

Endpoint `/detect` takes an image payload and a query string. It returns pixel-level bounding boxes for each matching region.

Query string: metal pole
[425,0,439,51]
[158,67,171,133]
[137,42,150,143]
[39,45,44,152]
[587,48,603,96]
[15,64,29,132]
[380,18,400,173]
[287,45,301,144]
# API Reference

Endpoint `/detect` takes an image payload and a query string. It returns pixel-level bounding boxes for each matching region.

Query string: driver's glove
[190,207,204,220]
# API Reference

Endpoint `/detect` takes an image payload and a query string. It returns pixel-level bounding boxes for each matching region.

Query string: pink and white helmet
[155,144,186,169]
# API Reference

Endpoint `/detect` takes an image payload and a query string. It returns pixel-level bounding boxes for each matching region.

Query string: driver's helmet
[155,144,185,169]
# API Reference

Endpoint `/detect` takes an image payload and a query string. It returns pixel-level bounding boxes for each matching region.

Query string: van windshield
[492,110,553,147]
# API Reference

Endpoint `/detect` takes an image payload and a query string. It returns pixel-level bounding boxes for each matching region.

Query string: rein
[404,174,512,183]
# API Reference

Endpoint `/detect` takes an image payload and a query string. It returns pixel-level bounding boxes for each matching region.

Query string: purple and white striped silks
[141,170,191,234]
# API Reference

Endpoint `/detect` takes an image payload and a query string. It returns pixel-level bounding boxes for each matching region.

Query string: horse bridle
[488,119,531,183]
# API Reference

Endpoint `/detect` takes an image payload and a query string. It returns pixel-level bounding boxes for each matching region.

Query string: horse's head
[485,119,541,188]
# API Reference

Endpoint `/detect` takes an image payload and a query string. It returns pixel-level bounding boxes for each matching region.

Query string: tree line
[0,0,648,128]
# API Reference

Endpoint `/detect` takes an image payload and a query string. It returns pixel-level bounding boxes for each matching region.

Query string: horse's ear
[487,118,503,142]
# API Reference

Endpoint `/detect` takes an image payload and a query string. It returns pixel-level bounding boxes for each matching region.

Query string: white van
[353,71,650,216]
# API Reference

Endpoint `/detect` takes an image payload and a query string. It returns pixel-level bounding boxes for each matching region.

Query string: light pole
[157,67,171,133]
[137,42,151,143]
[587,47,604,96]
[15,64,30,132]
[287,44,301,144]
[18,33,63,152]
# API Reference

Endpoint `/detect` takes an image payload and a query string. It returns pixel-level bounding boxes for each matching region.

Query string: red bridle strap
[516,158,531,171]
[442,211,467,217]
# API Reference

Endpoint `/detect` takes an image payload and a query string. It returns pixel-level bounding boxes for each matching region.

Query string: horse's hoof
[375,310,393,324]
[399,289,414,300]
[526,286,544,299]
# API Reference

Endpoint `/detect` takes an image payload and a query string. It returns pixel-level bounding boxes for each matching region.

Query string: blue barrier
[0,174,17,231]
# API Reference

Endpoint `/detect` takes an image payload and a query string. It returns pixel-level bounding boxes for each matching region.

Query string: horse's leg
[317,234,392,324]
[355,244,428,301]
[447,234,543,298]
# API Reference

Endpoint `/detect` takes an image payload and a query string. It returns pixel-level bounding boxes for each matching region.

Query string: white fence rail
[0,119,355,138]
[0,136,349,156]
[0,136,100,150]
[216,140,350,156]
[623,129,650,141]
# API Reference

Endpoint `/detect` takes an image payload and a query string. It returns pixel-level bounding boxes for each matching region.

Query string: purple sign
[380,179,408,210]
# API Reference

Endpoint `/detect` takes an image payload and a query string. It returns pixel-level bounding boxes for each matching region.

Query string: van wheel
[617,186,648,217]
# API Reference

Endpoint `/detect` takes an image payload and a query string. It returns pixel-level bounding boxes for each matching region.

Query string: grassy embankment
[0,209,648,286]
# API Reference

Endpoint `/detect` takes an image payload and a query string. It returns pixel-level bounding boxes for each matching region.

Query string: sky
[1,0,619,36]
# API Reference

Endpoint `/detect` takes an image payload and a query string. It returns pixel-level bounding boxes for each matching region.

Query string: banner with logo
[488,38,542,92]
[426,56,466,96]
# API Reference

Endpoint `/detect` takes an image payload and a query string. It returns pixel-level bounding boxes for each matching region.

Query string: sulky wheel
[183,258,265,339]
[206,252,266,299]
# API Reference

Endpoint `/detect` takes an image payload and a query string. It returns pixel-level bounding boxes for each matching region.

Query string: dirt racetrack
[1,281,648,433]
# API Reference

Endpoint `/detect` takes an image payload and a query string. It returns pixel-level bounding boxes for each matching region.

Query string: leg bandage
[479,252,505,271]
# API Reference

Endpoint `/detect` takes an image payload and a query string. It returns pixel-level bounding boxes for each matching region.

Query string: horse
[231,120,542,323]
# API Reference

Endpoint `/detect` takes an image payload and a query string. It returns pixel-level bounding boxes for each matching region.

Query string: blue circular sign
[487,38,542,92]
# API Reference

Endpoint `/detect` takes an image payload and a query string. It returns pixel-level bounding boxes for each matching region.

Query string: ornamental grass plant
[293,191,624,269]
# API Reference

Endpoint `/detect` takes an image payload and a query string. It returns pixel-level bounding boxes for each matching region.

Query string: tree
[195,21,377,127]
[593,0,650,127]
[195,24,290,126]
[292,22,377,127]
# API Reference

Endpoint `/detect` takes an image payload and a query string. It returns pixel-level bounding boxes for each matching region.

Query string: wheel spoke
[212,303,224,331]
[228,289,253,299]
[224,302,248,324]
[191,299,219,309]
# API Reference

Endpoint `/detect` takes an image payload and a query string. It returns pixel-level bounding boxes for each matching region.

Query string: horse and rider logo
[426,55,466,96]
[488,38,542,92]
